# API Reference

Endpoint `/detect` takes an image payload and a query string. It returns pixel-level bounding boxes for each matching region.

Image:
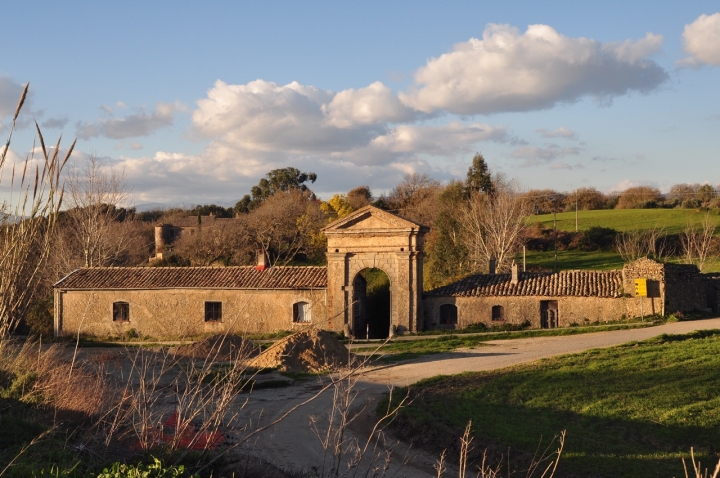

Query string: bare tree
[245,189,325,266]
[54,155,133,274]
[385,173,442,228]
[173,219,251,266]
[458,176,530,273]
[0,84,71,335]
[681,214,717,272]
[614,226,668,263]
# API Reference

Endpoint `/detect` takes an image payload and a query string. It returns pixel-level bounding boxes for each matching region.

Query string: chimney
[489,257,496,275]
[511,261,519,285]
[255,249,268,271]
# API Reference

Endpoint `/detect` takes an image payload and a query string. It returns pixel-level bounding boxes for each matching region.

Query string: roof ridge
[75,265,328,270]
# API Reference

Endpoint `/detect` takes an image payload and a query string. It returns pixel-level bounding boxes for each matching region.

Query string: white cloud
[323,81,416,128]
[550,162,584,170]
[60,22,677,203]
[610,179,659,192]
[679,13,720,66]
[536,126,576,139]
[100,79,508,202]
[190,80,508,170]
[76,102,185,140]
[400,24,667,114]
[0,76,26,121]
[0,76,41,129]
[41,116,69,129]
[368,122,506,156]
[511,145,581,167]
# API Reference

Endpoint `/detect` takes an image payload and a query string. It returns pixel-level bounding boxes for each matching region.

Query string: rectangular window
[205,301,222,322]
[293,302,311,323]
[492,305,505,321]
[113,302,130,322]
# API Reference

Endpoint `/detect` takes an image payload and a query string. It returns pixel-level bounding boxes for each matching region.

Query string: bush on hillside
[616,186,663,209]
[523,224,580,252]
[579,226,618,251]
[681,198,702,209]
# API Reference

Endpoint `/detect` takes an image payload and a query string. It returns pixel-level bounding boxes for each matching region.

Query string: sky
[1,1,719,208]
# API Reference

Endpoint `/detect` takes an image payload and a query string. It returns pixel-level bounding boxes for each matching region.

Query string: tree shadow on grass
[392,399,717,478]
[386,335,720,478]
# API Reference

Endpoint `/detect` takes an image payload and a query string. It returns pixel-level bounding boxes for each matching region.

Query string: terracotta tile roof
[426,270,624,298]
[55,266,327,290]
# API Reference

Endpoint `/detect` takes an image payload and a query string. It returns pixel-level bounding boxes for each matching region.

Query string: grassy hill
[528,208,720,235]
[519,209,720,272]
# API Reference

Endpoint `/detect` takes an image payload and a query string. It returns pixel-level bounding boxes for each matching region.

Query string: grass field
[355,322,655,362]
[528,208,720,235]
[384,329,720,478]
[519,248,720,273]
[520,250,625,271]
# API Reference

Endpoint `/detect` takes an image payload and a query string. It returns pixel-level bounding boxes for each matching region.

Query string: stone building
[54,266,328,338]
[154,214,235,260]
[53,206,719,339]
[424,258,719,329]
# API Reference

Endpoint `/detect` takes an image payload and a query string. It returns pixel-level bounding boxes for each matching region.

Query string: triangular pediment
[323,205,426,232]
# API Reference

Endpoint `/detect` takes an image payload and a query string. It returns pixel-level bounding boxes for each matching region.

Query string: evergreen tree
[234,167,317,214]
[466,153,494,195]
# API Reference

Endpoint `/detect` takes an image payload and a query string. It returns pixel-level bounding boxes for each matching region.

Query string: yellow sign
[634,278,647,297]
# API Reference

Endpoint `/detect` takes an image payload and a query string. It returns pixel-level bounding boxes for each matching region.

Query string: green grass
[520,249,624,271]
[356,322,656,362]
[384,329,720,477]
[528,208,720,235]
[520,248,720,273]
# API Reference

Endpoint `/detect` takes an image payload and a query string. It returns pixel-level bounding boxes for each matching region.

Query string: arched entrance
[352,268,391,339]
[323,205,429,335]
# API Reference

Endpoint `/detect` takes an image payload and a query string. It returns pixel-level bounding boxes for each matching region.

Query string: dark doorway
[439,304,458,328]
[540,300,559,329]
[352,268,391,339]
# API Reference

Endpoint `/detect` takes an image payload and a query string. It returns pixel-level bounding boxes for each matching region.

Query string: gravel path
[234,318,720,476]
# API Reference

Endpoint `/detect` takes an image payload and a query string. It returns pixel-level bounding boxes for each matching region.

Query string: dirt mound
[251,329,348,373]
[173,334,249,361]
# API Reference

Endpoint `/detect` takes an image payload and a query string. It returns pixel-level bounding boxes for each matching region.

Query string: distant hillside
[528,208,720,235]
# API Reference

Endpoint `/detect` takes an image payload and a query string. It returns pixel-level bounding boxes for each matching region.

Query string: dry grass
[0,339,110,417]
[683,448,720,478]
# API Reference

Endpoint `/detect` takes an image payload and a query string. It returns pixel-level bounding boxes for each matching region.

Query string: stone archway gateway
[323,206,428,336]
[352,268,391,339]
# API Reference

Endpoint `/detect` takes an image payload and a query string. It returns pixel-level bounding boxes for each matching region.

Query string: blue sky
[1,1,719,207]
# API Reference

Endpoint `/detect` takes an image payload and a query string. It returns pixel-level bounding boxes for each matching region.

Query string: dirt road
[233,318,720,476]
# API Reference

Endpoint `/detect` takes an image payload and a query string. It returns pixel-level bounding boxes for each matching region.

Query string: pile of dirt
[173,334,250,361]
[251,329,349,373]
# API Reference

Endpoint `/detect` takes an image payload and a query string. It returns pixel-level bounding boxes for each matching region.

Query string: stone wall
[424,294,653,329]
[664,263,714,313]
[622,257,716,314]
[55,288,329,338]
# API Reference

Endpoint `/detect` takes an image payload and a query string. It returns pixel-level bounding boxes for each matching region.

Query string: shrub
[25,297,54,338]
[579,226,618,251]
[681,198,702,209]
[616,186,663,209]
[97,457,198,478]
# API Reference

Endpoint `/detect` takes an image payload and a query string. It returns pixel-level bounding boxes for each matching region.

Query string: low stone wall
[55,288,330,338]
[424,294,658,330]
